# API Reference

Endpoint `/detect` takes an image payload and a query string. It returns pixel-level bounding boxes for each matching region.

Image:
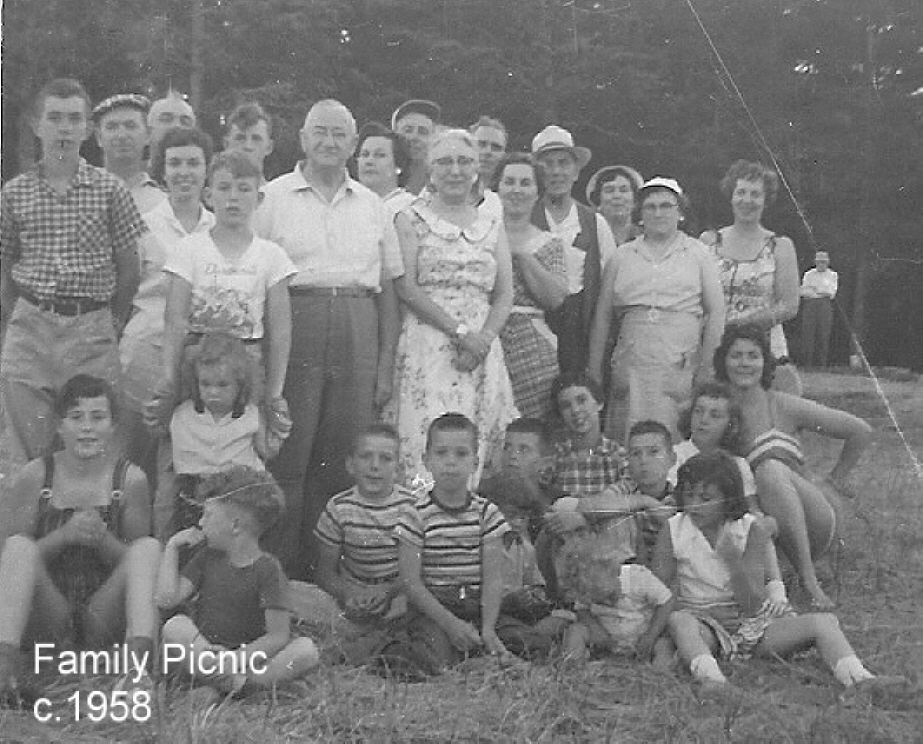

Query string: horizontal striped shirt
[314,485,417,586]
[395,491,509,591]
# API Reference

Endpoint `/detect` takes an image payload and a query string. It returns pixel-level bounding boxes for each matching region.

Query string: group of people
[0,78,897,706]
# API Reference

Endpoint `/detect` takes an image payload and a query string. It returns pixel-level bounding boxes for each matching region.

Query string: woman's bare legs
[754,460,836,609]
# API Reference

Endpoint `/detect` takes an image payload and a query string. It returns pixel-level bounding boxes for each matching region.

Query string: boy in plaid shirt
[1,79,143,464]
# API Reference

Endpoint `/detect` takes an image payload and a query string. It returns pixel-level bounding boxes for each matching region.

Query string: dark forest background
[3,0,922,369]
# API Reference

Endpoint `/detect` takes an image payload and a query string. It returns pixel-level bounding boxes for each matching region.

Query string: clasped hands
[452,329,493,373]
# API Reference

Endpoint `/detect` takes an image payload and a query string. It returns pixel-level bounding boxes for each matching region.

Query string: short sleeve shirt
[169,400,265,475]
[314,485,417,587]
[254,166,404,288]
[580,564,672,647]
[607,234,720,316]
[182,548,290,648]
[554,436,628,498]
[123,200,215,345]
[163,233,296,340]
[1,159,145,301]
[394,491,509,591]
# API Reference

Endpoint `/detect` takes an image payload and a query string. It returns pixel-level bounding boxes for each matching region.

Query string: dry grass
[1,371,921,742]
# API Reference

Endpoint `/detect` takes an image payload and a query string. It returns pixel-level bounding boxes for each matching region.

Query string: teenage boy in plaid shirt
[0,79,143,464]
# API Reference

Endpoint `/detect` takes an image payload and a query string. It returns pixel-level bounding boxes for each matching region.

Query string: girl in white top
[163,333,287,539]
[652,452,907,697]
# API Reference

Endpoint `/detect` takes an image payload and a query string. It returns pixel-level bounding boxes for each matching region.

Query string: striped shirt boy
[395,491,508,591]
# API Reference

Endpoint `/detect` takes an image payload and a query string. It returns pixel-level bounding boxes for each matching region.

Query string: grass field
[1,369,921,743]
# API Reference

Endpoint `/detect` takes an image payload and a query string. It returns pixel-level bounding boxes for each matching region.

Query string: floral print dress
[385,203,518,487]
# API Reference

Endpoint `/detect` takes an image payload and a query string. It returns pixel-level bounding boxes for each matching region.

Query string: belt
[18,290,108,316]
[289,285,375,298]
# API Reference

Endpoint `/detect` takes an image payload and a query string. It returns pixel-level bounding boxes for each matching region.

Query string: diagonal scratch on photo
[0,0,921,740]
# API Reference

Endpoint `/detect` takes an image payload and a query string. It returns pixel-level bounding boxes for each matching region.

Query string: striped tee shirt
[314,485,417,586]
[395,491,509,591]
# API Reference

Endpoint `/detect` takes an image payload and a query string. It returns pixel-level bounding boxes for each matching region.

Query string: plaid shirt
[1,159,144,301]
[554,436,628,498]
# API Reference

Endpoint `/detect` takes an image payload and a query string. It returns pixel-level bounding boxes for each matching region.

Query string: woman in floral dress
[388,130,518,486]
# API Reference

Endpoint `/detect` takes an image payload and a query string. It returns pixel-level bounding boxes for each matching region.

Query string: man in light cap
[799,250,838,368]
[530,125,616,375]
[93,93,166,214]
[147,91,196,150]
[391,99,441,195]
[255,99,403,579]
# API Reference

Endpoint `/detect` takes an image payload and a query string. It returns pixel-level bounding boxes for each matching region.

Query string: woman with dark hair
[715,324,871,611]
[493,153,568,418]
[585,165,643,247]
[354,121,415,217]
[120,127,215,479]
[701,160,801,394]
[588,177,725,442]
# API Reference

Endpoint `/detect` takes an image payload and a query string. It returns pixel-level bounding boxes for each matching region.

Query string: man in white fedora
[530,125,616,375]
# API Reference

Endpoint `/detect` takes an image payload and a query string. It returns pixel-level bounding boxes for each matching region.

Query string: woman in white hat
[700,160,801,394]
[588,178,725,441]
[585,165,643,247]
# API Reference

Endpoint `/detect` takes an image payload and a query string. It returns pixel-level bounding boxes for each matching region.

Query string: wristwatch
[453,323,470,339]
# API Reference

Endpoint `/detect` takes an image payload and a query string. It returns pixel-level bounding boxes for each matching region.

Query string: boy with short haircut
[479,417,562,542]
[577,420,678,567]
[156,150,295,435]
[158,466,318,693]
[224,102,274,180]
[1,78,143,464]
[314,424,416,662]
[392,413,511,674]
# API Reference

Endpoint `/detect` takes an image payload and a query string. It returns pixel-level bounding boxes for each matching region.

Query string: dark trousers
[264,293,378,580]
[800,297,834,368]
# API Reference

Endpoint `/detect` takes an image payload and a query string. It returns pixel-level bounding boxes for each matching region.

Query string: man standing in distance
[391,99,441,196]
[93,93,166,214]
[530,125,616,375]
[0,79,143,464]
[255,100,403,579]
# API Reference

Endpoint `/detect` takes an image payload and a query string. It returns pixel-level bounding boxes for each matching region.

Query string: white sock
[690,654,727,684]
[833,655,874,687]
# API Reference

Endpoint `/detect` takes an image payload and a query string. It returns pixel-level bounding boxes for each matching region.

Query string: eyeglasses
[641,201,679,212]
[432,156,477,170]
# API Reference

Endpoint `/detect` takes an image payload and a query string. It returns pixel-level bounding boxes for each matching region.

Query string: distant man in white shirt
[799,250,838,368]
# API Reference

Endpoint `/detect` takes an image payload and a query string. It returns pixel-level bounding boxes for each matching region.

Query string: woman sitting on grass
[0,375,160,705]
[714,324,867,610]
[652,452,908,699]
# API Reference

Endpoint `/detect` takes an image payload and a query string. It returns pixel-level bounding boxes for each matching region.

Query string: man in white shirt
[799,250,838,368]
[530,125,617,374]
[255,99,403,579]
